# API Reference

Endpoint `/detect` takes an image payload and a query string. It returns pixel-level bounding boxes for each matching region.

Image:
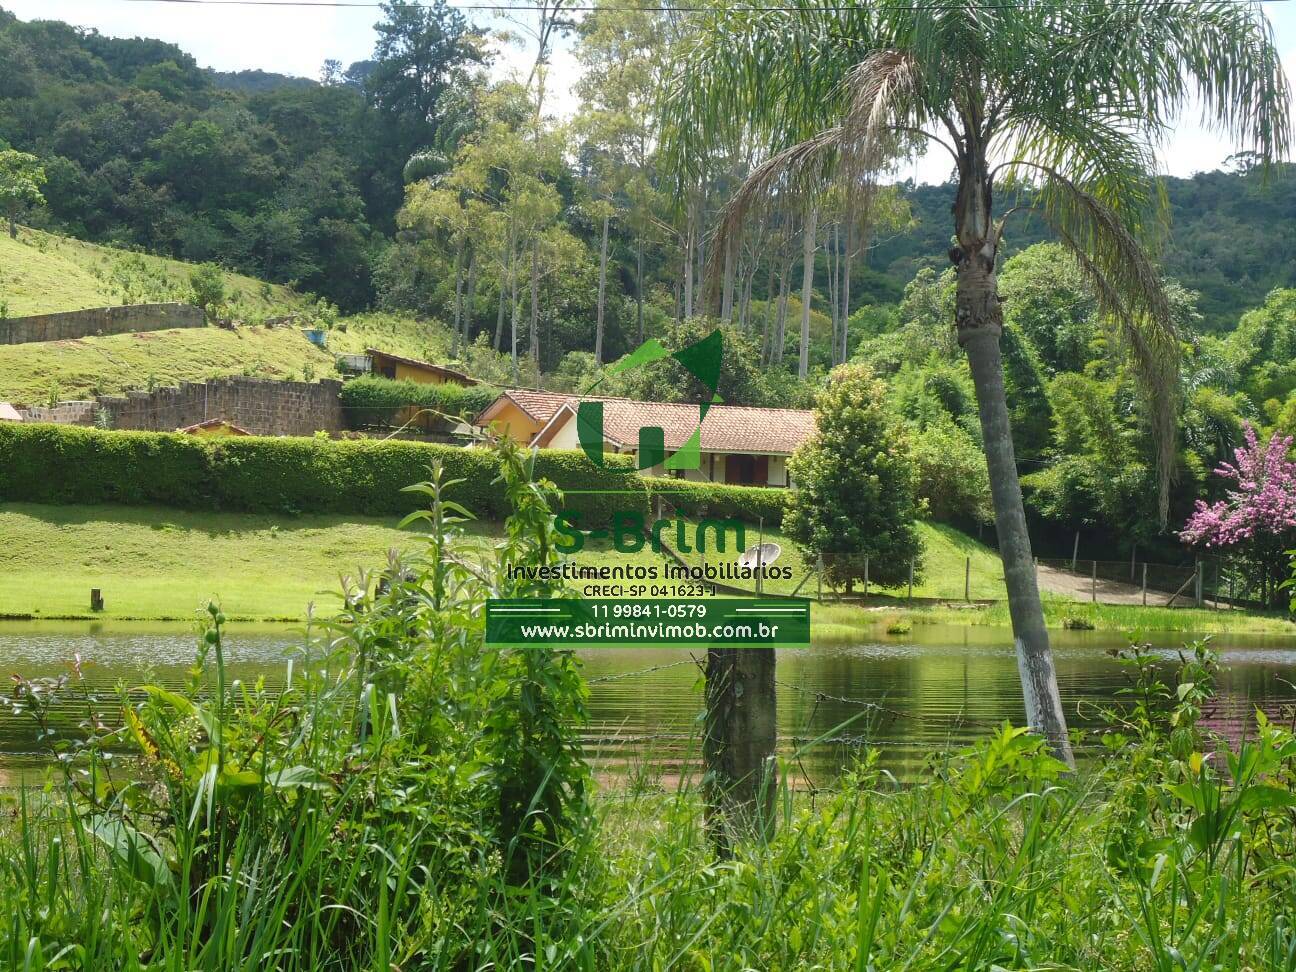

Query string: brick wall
[1,303,206,345]
[18,376,344,436]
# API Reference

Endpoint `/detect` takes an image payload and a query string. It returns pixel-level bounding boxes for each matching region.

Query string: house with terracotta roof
[531,397,816,487]
[472,389,574,444]
[366,348,478,387]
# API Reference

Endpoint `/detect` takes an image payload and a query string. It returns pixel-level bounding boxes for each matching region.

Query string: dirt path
[1034,563,1179,606]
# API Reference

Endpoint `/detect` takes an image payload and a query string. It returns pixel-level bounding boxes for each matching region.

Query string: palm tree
[664,0,1289,763]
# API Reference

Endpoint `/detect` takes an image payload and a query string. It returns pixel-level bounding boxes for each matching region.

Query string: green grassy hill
[0,325,340,405]
[0,227,487,402]
[0,311,479,403]
[0,227,306,319]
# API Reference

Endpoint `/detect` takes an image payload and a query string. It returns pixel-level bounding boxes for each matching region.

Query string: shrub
[908,418,993,524]
[338,376,500,428]
[0,423,645,525]
[642,477,789,526]
[189,261,226,315]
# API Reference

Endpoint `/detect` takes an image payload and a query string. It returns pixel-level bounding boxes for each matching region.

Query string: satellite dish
[739,542,781,570]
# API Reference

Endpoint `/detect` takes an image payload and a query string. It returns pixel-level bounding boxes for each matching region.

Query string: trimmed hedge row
[0,424,645,525]
[338,377,500,427]
[642,477,789,526]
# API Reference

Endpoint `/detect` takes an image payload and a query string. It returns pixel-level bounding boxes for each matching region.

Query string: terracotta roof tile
[501,389,573,422]
[540,398,815,455]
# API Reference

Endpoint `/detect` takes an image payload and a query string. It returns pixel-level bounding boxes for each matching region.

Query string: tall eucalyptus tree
[663,0,1289,763]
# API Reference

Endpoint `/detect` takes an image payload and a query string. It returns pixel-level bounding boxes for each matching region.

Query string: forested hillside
[2,3,1292,336]
[864,169,1296,330]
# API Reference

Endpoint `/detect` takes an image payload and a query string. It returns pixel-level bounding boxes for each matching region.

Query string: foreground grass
[3,503,1289,635]
[3,452,1294,969]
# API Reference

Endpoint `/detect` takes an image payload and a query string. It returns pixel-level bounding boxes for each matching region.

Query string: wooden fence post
[965,557,971,602]
[1071,531,1080,572]
[704,646,777,853]
[816,553,823,602]
[1091,560,1097,604]
[1141,563,1147,607]
[862,556,869,604]
[1194,558,1203,608]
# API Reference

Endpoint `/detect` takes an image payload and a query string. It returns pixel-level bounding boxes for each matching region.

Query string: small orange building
[367,349,478,387]
[472,389,573,444]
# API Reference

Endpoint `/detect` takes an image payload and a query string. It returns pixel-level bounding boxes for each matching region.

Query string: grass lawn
[0,503,680,622]
[666,519,1007,601]
[2,503,1289,635]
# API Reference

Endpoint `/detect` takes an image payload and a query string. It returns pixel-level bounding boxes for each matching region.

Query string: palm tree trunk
[957,255,1074,765]
[840,218,854,363]
[798,205,818,379]
[509,233,521,383]
[683,216,695,320]
[595,214,609,365]
[774,259,790,365]
[827,224,839,365]
[720,234,736,322]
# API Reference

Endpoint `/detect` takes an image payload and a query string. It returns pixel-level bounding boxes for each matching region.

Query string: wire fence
[665,534,1246,609]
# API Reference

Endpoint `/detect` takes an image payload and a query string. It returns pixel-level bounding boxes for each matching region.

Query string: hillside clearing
[0,227,306,319]
[0,326,338,405]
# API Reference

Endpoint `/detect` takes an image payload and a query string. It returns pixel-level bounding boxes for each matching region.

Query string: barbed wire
[587,658,700,683]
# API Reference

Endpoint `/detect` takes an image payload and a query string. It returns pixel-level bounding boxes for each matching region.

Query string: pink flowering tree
[1180,423,1296,610]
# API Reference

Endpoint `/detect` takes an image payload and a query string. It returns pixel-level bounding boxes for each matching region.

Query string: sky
[4,0,1294,185]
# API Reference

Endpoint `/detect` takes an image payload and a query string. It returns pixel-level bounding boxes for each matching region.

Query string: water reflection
[3,621,1294,786]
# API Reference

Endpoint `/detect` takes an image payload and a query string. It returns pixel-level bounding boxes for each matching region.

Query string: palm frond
[1014,162,1181,525]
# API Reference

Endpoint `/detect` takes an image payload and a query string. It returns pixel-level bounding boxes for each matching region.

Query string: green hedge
[642,477,790,526]
[0,424,645,525]
[339,377,500,428]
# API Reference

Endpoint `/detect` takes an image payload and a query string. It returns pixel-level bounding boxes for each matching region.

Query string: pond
[3,621,1295,787]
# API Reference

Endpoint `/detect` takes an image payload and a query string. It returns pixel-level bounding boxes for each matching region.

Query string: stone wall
[1,303,206,345]
[19,376,344,437]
